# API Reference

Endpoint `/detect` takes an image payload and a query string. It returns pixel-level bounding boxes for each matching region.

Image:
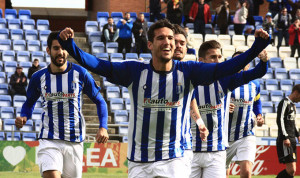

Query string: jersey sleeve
[189,36,270,86]
[20,73,41,119]
[252,80,262,116]
[82,71,108,129]
[58,35,135,87]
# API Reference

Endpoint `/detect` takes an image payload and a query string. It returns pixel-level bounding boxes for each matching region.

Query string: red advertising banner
[228,145,300,176]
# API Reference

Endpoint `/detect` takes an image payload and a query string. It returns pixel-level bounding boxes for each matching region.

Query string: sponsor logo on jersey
[198,103,222,114]
[231,98,253,106]
[44,92,76,101]
[142,98,181,111]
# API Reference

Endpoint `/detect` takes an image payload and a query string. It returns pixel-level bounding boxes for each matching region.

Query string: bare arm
[190,99,208,141]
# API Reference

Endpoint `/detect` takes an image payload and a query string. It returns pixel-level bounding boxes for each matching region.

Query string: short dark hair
[47,31,60,49]
[33,58,39,62]
[173,24,187,39]
[292,84,300,93]
[147,19,175,42]
[232,51,243,58]
[108,16,113,20]
[198,40,221,58]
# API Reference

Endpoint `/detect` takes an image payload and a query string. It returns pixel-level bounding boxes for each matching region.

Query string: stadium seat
[269,57,283,68]
[280,79,293,91]
[222,45,235,58]
[4,61,17,73]
[0,39,11,51]
[5,9,17,19]
[97,12,109,26]
[3,119,16,131]
[39,62,47,68]
[232,35,246,47]
[279,47,291,59]
[204,34,217,42]
[31,51,45,62]
[13,95,27,107]
[0,28,9,40]
[253,16,263,25]
[36,19,50,31]
[246,35,255,47]
[0,106,14,119]
[285,90,291,97]
[260,90,270,101]
[269,125,278,137]
[85,21,99,35]
[274,68,288,79]
[6,132,21,141]
[22,132,37,141]
[139,53,152,61]
[17,50,30,62]
[95,53,109,61]
[15,107,21,117]
[235,45,249,52]
[265,79,279,90]
[19,61,32,75]
[20,119,34,132]
[88,31,101,44]
[114,110,129,123]
[283,57,297,70]
[243,25,255,35]
[205,24,213,34]
[10,29,24,40]
[125,98,130,111]
[0,132,4,140]
[118,125,128,135]
[122,136,128,142]
[39,30,51,42]
[289,69,300,80]
[125,53,138,60]
[218,34,231,46]
[91,42,105,54]
[18,9,31,20]
[22,19,35,30]
[258,79,265,90]
[264,113,277,127]
[102,77,117,88]
[36,97,43,108]
[106,86,121,100]
[262,68,274,80]
[265,45,278,58]
[41,40,47,51]
[13,40,26,51]
[25,29,38,40]
[261,101,274,114]
[143,12,150,22]
[111,12,123,23]
[255,124,269,137]
[6,72,14,82]
[27,40,41,51]
[35,119,42,131]
[270,90,284,102]
[183,54,197,61]
[129,12,137,21]
[121,87,129,99]
[32,108,43,120]
[0,72,6,83]
[110,53,123,62]
[0,18,6,29]
[8,18,21,29]
[2,50,15,62]
[106,42,118,53]
[109,98,124,112]
[295,103,300,114]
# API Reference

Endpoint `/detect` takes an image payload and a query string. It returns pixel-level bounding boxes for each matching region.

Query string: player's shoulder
[250,79,260,86]
[71,63,89,74]
[31,66,49,79]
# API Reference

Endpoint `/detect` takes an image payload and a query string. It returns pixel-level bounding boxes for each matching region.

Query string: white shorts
[37,139,83,178]
[128,156,191,178]
[190,151,226,178]
[226,135,256,168]
[184,150,194,176]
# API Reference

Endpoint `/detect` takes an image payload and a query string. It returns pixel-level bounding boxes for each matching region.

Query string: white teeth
[163,48,170,51]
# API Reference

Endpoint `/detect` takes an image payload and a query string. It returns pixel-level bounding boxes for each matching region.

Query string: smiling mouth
[162,48,171,52]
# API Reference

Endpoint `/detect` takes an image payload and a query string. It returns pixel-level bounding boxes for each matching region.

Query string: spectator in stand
[101,17,119,44]
[292,9,300,22]
[9,65,27,97]
[116,12,133,53]
[213,0,231,34]
[288,0,300,21]
[149,0,163,22]
[183,0,194,26]
[288,18,300,57]
[268,1,281,18]
[233,0,248,35]
[274,7,292,48]
[263,12,276,45]
[28,59,41,79]
[189,0,211,36]
[133,13,148,54]
[165,0,183,25]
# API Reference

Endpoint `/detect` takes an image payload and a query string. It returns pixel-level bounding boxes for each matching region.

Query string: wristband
[196,118,204,126]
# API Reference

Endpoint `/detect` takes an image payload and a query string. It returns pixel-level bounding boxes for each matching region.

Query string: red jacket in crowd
[288,23,300,45]
[189,2,211,24]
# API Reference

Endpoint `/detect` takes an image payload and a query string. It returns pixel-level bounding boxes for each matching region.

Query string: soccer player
[276,84,300,178]
[15,32,109,178]
[226,51,265,178]
[190,41,269,178]
[58,19,270,177]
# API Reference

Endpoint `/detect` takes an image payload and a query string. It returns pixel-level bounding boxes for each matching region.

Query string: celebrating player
[15,32,109,178]
[58,19,270,177]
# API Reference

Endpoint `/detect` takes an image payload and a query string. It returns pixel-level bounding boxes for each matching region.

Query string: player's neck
[152,57,173,72]
[50,62,68,73]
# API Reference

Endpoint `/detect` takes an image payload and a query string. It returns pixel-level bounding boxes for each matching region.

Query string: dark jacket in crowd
[28,65,41,79]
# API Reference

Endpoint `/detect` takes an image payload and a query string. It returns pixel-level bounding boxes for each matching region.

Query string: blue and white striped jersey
[21,62,108,143]
[228,80,262,142]
[58,36,269,162]
[192,62,267,152]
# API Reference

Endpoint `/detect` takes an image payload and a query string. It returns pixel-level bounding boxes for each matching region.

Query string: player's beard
[51,55,66,67]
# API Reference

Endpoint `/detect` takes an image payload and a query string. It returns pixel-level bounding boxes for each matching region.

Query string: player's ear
[46,46,50,55]
[198,57,204,62]
[147,41,153,51]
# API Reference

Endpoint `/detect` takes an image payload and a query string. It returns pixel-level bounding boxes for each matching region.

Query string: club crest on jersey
[71,81,77,91]
[218,91,224,99]
[176,83,183,94]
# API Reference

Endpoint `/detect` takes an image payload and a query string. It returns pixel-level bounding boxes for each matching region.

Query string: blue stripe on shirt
[204,86,213,152]
[169,70,178,158]
[214,83,223,150]
[46,72,54,139]
[68,70,75,142]
[56,74,64,140]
